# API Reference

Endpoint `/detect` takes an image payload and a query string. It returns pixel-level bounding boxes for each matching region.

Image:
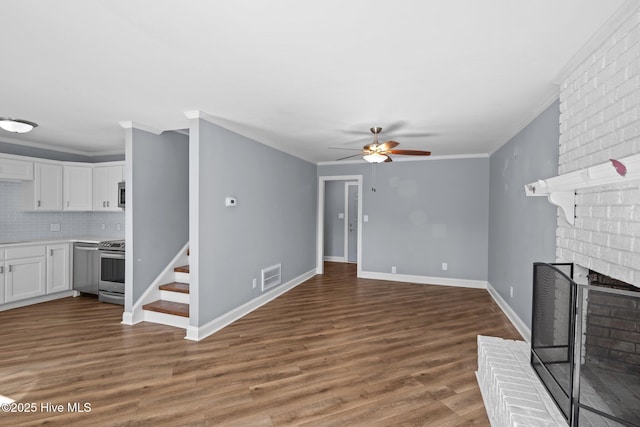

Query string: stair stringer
[121,241,189,326]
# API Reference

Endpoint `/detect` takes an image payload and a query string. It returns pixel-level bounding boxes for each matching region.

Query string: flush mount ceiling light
[0,118,38,133]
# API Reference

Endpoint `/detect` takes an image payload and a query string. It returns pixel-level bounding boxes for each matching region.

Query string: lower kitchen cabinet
[46,243,71,293]
[5,256,46,303]
[1,242,71,306]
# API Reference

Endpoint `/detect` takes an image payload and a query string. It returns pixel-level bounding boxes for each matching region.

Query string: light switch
[363,215,369,222]
[338,213,344,219]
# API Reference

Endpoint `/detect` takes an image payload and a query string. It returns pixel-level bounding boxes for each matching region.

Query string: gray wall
[488,100,559,329]
[324,180,345,258]
[318,157,490,280]
[193,119,317,326]
[130,129,189,303]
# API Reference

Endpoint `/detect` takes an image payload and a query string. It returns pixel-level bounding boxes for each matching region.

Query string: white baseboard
[0,291,75,312]
[185,268,316,341]
[359,270,488,289]
[486,281,531,343]
[323,256,346,262]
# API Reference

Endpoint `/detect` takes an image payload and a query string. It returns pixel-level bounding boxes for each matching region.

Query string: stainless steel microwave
[118,181,125,208]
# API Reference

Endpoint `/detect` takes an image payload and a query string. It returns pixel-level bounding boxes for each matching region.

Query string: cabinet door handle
[107,201,110,207]
[37,200,41,207]
[103,201,106,207]
[8,265,12,273]
[67,201,70,207]
[50,249,53,256]
[0,266,3,274]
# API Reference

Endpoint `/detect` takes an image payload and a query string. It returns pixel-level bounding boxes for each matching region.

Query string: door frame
[344,182,359,263]
[316,175,363,276]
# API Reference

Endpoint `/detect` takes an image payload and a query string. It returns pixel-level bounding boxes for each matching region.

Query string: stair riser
[175,272,190,283]
[143,310,189,329]
[160,290,190,304]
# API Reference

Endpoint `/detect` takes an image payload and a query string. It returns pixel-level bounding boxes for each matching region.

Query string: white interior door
[345,183,358,263]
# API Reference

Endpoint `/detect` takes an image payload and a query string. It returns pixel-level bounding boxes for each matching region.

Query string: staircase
[142,263,190,328]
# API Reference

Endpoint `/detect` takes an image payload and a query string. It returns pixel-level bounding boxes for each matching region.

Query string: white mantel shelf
[525,152,640,225]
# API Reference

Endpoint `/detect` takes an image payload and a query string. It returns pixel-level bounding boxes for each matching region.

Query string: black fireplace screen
[531,262,576,423]
[531,262,640,427]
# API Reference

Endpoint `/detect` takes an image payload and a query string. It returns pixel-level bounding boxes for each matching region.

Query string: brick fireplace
[478,5,640,426]
[555,6,640,286]
[586,271,640,376]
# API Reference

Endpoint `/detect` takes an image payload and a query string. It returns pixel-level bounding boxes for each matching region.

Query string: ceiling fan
[333,127,431,163]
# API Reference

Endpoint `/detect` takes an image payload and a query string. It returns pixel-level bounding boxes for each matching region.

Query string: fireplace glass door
[575,284,640,427]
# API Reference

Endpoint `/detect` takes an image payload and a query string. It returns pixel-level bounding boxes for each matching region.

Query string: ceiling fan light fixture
[0,118,38,133]
[363,152,387,163]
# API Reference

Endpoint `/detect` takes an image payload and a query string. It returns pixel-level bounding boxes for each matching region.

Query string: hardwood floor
[0,262,522,426]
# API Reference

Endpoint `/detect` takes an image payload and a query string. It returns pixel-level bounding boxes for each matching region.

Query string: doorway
[345,182,358,263]
[316,175,363,276]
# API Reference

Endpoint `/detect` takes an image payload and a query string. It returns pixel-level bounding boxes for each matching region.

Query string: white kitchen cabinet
[46,243,71,293]
[63,163,93,211]
[93,164,123,211]
[0,250,4,305]
[0,156,33,181]
[21,162,63,211]
[4,245,47,303]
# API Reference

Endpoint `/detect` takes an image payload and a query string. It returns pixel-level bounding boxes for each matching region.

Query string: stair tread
[143,300,189,317]
[159,282,189,294]
[174,265,190,273]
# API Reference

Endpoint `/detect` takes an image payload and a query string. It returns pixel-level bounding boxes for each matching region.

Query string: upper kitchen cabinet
[0,155,33,181]
[21,162,63,211]
[93,163,123,211]
[63,163,93,211]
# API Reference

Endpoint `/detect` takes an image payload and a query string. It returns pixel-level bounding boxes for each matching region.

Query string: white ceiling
[0,0,629,163]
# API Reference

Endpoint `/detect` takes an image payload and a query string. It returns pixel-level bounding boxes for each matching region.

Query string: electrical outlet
[510,286,514,298]
[442,262,448,271]
[116,223,121,232]
[50,223,61,232]
[391,266,397,274]
[101,223,106,231]
[252,278,257,289]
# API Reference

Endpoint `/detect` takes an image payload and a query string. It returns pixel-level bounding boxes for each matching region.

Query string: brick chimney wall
[556,8,640,286]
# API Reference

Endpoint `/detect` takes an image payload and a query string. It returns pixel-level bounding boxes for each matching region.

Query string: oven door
[99,251,125,293]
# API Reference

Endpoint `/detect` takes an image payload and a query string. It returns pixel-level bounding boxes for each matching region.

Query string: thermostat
[225,196,237,207]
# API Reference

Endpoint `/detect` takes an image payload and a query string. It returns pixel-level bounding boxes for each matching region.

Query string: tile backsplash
[0,181,124,242]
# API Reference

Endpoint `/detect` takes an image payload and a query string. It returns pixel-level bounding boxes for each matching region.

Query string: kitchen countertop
[0,237,123,246]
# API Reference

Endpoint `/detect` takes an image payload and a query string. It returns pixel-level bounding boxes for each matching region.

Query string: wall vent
[261,263,281,292]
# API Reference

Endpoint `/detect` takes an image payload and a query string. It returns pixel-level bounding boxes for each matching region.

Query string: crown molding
[489,90,560,157]
[554,0,640,84]
[183,110,221,124]
[118,121,163,135]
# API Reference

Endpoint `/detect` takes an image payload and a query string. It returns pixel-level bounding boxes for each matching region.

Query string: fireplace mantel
[524,152,640,225]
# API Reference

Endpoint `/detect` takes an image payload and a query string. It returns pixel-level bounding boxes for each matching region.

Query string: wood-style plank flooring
[0,262,521,426]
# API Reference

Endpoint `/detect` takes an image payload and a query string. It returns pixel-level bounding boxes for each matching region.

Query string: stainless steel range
[98,239,125,305]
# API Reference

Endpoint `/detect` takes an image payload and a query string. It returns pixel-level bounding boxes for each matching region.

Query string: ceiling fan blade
[378,140,399,151]
[389,149,431,156]
[336,153,364,161]
[328,147,362,151]
[381,121,407,134]
[384,155,393,162]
